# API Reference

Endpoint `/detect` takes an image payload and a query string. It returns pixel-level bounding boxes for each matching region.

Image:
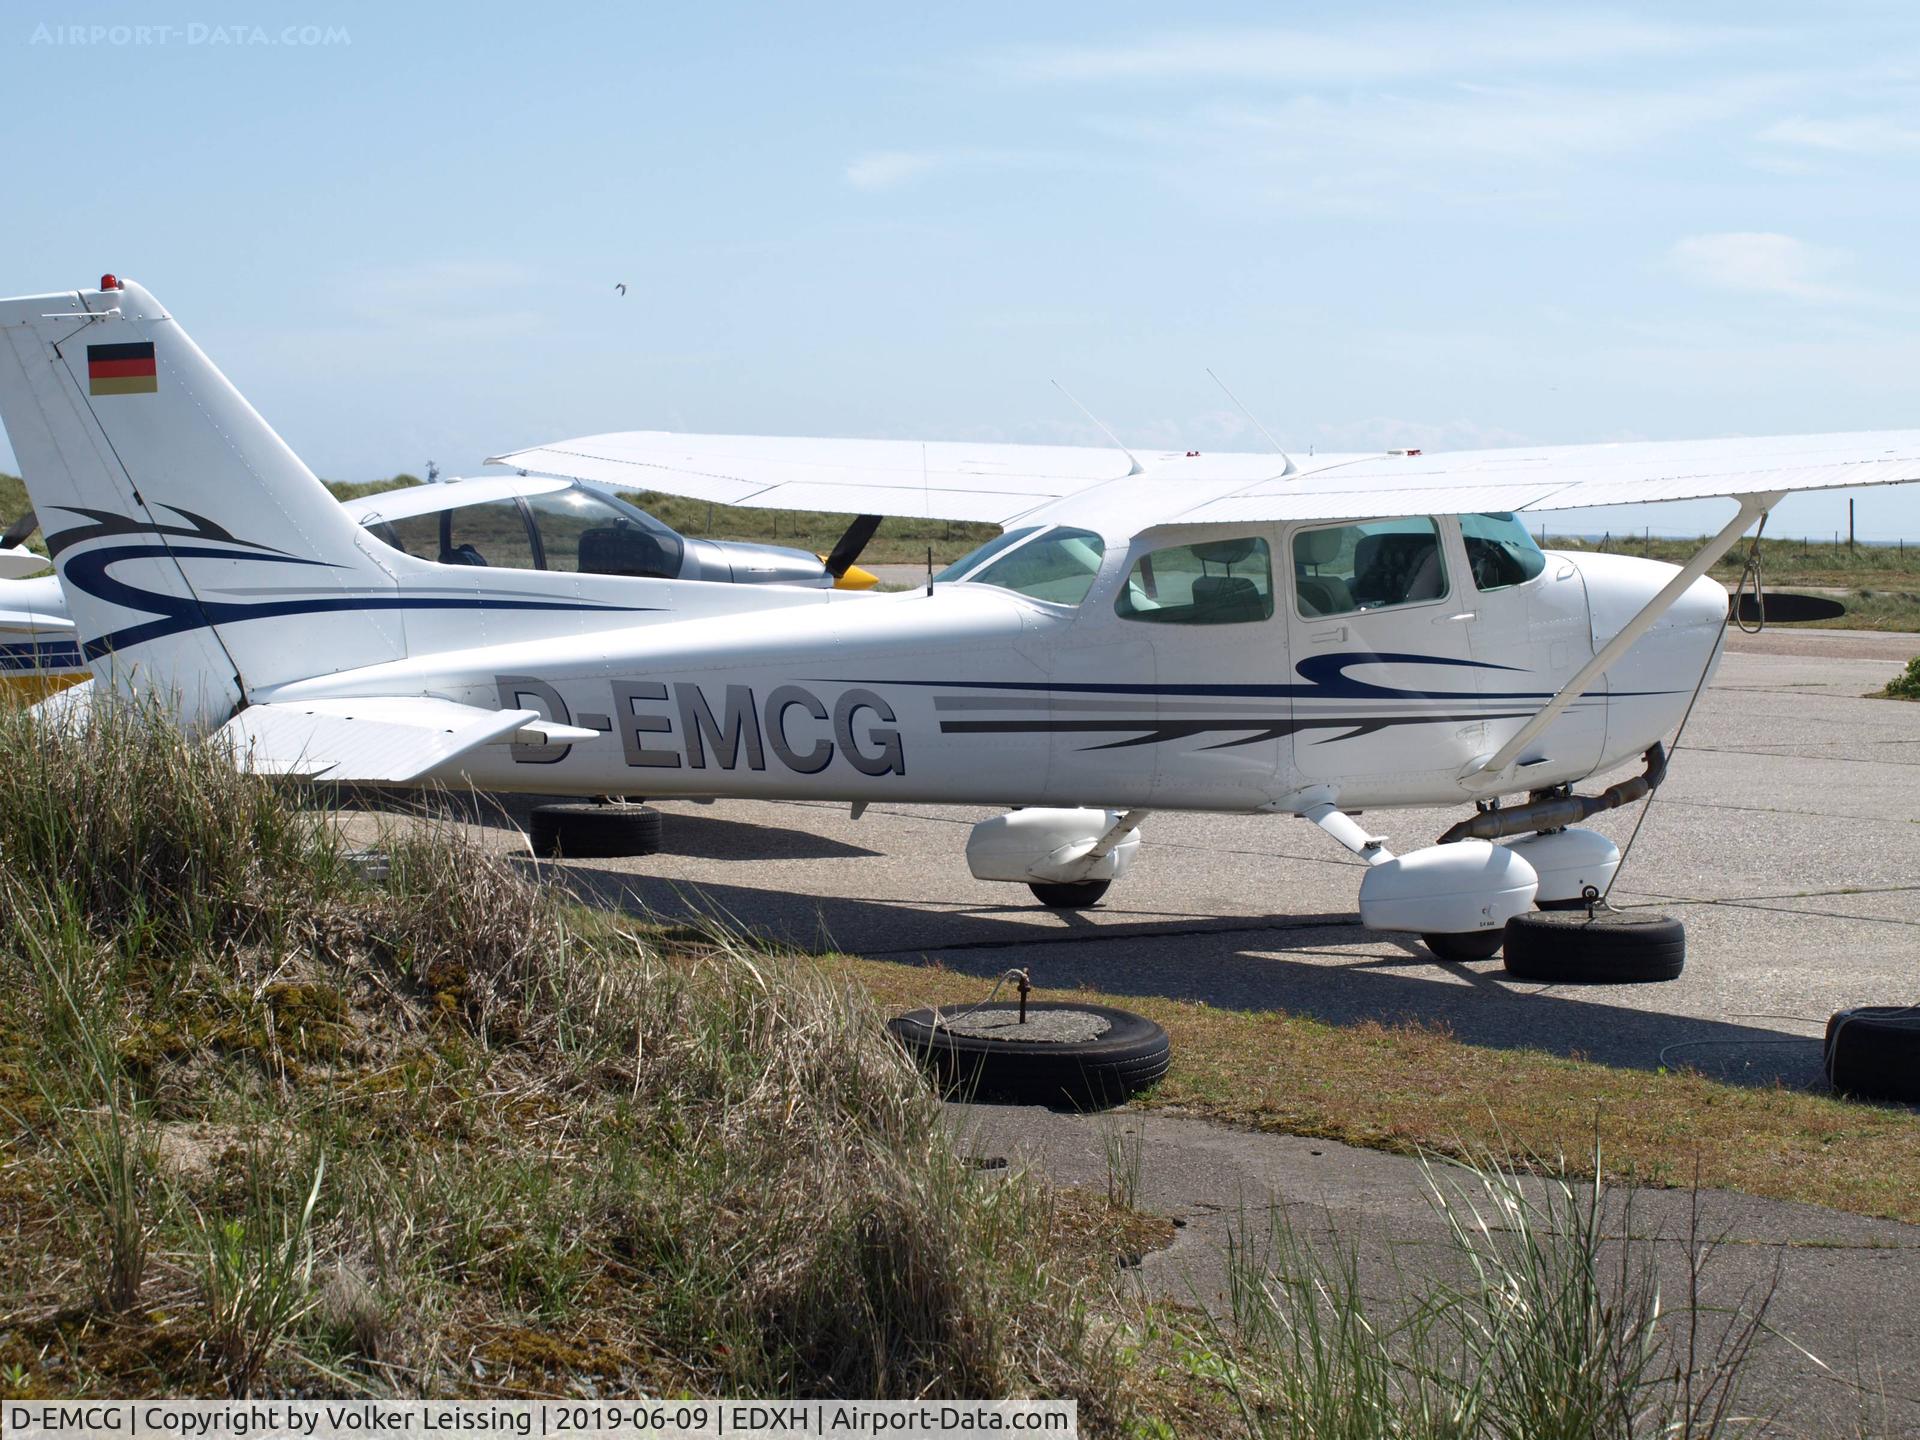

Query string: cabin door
[1284,516,1482,792]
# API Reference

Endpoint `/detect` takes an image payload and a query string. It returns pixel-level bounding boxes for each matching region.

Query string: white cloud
[1191,83,1747,166]
[991,15,1751,87]
[1062,73,1789,218]
[1760,114,1920,153]
[843,146,1085,191]
[845,150,943,190]
[1668,232,1865,304]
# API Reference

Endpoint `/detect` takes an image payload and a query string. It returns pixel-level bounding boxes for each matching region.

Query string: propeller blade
[823,514,884,579]
[0,509,36,549]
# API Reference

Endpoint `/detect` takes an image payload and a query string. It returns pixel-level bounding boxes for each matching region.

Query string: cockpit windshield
[931,527,1041,584]
[933,526,1106,606]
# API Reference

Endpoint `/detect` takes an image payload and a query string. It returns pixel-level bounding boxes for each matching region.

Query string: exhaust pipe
[1438,744,1667,844]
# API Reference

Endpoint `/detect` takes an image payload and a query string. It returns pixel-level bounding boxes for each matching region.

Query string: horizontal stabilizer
[0,546,48,580]
[0,606,74,635]
[216,696,601,783]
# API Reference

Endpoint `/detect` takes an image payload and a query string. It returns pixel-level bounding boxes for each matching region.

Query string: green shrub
[1883,656,1920,699]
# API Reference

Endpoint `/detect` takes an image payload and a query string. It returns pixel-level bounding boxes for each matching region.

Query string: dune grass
[0,707,1138,1411]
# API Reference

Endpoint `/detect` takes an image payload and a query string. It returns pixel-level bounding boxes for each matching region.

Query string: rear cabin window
[1461,511,1547,591]
[1293,517,1449,618]
[366,511,441,561]
[1116,537,1274,625]
[447,499,537,569]
[365,499,535,568]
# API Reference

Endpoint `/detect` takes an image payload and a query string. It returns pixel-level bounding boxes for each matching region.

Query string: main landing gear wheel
[888,1002,1170,1111]
[1028,879,1111,909]
[528,802,663,859]
[1824,1007,1920,1105]
[1423,930,1507,962]
[1503,909,1685,983]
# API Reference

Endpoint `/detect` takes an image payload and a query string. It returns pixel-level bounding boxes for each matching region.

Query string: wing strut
[1464,492,1781,789]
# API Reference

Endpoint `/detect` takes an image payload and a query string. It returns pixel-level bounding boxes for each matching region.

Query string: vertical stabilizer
[0,277,405,729]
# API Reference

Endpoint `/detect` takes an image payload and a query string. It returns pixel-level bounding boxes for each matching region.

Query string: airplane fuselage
[260,521,1727,814]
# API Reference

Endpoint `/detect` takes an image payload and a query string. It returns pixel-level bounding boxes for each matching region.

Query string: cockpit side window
[1116,537,1274,625]
[1461,511,1547,591]
[1293,517,1449,618]
[525,488,685,578]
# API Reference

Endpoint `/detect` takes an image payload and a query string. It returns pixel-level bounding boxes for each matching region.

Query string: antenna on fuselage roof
[1051,380,1144,475]
[1206,368,1296,477]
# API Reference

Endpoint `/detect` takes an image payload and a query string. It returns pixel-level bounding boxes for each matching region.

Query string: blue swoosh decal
[48,513,657,661]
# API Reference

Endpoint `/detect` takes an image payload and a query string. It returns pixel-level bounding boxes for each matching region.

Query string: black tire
[1503,909,1685,983]
[1825,1007,1920,1105]
[888,1002,1170,1110]
[1423,930,1506,962]
[1028,879,1111,909]
[529,802,664,859]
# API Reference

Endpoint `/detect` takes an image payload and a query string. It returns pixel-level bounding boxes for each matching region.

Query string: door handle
[1309,625,1347,644]
[1435,611,1476,624]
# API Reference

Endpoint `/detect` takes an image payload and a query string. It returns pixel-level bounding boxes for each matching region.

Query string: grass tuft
[1212,1147,1773,1439]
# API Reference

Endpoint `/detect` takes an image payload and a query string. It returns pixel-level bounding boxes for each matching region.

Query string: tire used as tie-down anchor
[528,801,664,859]
[1503,908,1686,983]
[888,1001,1170,1110]
[1825,1007,1920,1105]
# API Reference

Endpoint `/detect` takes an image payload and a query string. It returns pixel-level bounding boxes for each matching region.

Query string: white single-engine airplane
[3,276,1916,960]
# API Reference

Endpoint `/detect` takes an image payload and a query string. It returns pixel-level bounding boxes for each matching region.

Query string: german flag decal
[87,341,157,396]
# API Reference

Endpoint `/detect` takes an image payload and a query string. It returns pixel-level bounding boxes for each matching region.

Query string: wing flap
[216,696,592,783]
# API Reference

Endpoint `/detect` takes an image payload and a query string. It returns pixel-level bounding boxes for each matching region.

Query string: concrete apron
[947,1101,1920,1437]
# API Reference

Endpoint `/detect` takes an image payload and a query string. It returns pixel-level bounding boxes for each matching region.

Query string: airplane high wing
[489,432,1139,525]
[495,428,1920,528]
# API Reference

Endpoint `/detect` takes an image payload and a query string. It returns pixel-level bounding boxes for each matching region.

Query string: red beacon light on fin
[99,273,123,291]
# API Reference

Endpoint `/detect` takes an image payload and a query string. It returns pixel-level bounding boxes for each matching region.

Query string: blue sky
[6,2,1920,538]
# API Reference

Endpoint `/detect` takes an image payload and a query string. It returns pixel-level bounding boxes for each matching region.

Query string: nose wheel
[1423,930,1506,962]
[1029,879,1111,909]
